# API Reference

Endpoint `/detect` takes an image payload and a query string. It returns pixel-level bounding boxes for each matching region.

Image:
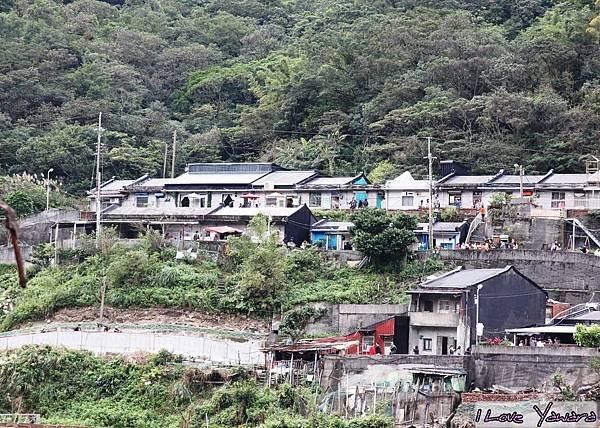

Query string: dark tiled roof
[419,266,512,289]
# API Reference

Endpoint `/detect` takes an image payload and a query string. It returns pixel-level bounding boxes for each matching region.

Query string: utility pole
[99,278,107,325]
[519,165,524,198]
[162,140,168,178]
[171,129,177,178]
[45,168,54,211]
[95,112,103,247]
[427,137,435,250]
[515,163,524,197]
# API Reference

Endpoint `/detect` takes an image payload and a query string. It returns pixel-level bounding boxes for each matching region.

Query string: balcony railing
[409,311,460,327]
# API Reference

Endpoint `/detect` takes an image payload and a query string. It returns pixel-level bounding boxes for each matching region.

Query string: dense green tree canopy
[1,0,600,191]
[350,208,417,268]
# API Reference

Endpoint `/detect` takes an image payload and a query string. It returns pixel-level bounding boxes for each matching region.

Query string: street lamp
[46,168,54,211]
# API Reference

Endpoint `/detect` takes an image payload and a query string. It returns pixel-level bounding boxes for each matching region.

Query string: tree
[3,191,34,217]
[350,209,417,269]
[226,214,288,315]
[368,160,398,184]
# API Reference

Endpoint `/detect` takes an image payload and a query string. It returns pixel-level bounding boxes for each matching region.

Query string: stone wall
[435,249,600,303]
[470,345,600,390]
[0,245,32,265]
[320,347,599,394]
[304,304,408,335]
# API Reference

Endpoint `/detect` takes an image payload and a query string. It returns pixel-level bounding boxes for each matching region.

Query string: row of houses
[387,160,600,211]
[89,161,600,219]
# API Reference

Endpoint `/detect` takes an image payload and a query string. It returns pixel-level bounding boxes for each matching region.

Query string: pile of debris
[461,384,547,403]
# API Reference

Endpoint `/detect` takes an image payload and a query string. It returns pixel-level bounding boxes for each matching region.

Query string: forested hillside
[1,0,600,192]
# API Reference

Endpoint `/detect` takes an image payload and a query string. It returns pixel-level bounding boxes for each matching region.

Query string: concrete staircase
[465,214,486,243]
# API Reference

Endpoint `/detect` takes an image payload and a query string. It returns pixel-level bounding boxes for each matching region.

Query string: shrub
[279,306,327,340]
[574,323,600,347]
[439,206,461,222]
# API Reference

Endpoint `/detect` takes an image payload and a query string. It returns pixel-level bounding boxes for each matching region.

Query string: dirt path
[32,307,270,334]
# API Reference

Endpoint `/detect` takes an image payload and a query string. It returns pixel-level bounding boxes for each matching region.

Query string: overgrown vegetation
[0,346,393,427]
[0,227,445,331]
[279,306,327,340]
[574,323,600,347]
[552,373,577,400]
[1,1,600,192]
[0,174,78,217]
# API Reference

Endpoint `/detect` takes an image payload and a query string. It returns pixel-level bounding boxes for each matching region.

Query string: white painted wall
[386,190,429,210]
[0,331,265,365]
[408,326,458,355]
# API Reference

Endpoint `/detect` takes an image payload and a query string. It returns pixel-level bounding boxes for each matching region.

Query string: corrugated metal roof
[570,310,600,321]
[90,179,135,194]
[505,325,576,334]
[438,175,494,186]
[104,206,216,217]
[208,206,305,218]
[132,178,173,188]
[252,170,318,186]
[167,172,270,186]
[311,219,354,232]
[416,222,467,233]
[419,266,511,289]
[490,175,545,185]
[306,176,356,185]
[187,163,279,174]
[540,174,590,185]
[262,339,359,353]
[102,179,135,191]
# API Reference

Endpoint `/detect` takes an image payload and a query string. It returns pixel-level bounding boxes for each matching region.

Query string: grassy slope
[0,239,445,332]
[0,346,393,428]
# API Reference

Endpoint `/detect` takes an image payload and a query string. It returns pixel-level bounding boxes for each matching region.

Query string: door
[322,193,331,209]
[376,192,384,208]
[326,235,338,250]
[440,336,448,355]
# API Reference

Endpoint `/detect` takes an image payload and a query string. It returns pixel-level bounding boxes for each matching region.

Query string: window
[309,193,322,207]
[401,195,414,207]
[448,192,462,207]
[574,192,586,208]
[551,192,566,208]
[222,194,234,207]
[423,300,433,312]
[331,192,341,209]
[438,300,452,313]
[423,338,432,351]
[362,336,374,352]
[136,195,149,208]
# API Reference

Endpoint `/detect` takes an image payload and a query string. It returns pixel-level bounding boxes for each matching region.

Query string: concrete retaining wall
[321,347,600,393]
[321,355,468,392]
[470,345,600,389]
[0,245,32,265]
[0,331,264,365]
